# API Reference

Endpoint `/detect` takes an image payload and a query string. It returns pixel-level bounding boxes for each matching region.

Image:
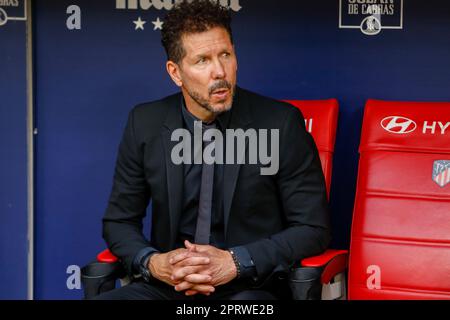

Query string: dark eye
[197,57,207,64]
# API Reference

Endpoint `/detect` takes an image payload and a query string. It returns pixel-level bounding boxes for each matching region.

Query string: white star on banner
[152,17,164,31]
[133,17,146,31]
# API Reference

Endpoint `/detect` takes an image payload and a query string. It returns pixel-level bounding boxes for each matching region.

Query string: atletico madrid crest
[432,160,450,188]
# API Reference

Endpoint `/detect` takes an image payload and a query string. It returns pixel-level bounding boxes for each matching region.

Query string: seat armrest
[97,249,119,263]
[301,249,348,284]
[80,249,124,299]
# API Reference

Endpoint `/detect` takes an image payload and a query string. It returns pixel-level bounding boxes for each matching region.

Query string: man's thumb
[185,240,196,251]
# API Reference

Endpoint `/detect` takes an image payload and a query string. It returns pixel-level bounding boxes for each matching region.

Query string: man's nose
[211,59,226,79]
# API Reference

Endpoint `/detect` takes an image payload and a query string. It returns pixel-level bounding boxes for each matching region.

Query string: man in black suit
[96,0,330,300]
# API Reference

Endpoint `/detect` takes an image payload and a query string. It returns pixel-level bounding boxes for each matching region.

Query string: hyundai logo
[380,116,417,134]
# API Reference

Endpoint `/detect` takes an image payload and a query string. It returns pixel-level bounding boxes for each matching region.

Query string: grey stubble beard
[186,81,235,116]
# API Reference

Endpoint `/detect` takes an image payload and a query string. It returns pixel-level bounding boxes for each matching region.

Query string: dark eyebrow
[193,53,209,60]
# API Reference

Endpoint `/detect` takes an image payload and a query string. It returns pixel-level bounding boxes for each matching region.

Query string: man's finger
[184,273,212,284]
[174,281,194,292]
[190,284,215,294]
[184,240,212,254]
[171,266,204,281]
[175,281,214,293]
[175,256,210,267]
[170,250,209,265]
[185,290,199,296]
[169,251,190,265]
[184,240,196,251]
[191,244,210,253]
[185,290,211,296]
[169,251,200,264]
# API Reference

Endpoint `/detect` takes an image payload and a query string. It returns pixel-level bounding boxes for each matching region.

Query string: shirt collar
[181,97,232,133]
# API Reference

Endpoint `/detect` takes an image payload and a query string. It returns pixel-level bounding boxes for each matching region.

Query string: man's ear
[166,61,183,87]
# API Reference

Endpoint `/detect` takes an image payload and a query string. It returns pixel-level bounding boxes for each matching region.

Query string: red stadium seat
[284,99,339,199]
[348,100,450,300]
[285,99,348,300]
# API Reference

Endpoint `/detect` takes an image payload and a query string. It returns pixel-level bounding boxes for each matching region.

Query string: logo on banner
[0,0,27,27]
[339,0,403,36]
[116,0,242,11]
[115,0,243,31]
[433,160,450,188]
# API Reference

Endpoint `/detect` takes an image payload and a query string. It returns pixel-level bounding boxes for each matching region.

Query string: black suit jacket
[103,87,331,285]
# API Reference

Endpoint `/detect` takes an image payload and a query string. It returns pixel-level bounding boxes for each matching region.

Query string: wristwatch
[139,252,157,282]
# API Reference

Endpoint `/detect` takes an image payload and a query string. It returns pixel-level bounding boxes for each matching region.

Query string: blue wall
[0,17,29,299]
[1,0,450,299]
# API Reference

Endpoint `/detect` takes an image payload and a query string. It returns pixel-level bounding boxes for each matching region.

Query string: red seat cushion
[349,100,450,300]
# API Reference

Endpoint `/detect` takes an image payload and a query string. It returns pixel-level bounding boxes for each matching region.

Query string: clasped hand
[148,240,237,296]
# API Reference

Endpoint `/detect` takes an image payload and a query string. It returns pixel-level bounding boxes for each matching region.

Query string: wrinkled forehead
[181,27,233,56]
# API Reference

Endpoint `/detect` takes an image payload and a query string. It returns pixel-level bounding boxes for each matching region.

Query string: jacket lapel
[223,88,253,239]
[161,94,184,248]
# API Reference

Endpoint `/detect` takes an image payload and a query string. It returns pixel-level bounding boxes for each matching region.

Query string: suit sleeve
[102,108,156,276]
[245,106,331,281]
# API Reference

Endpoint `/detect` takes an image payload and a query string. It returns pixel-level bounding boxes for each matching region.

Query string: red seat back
[284,99,339,199]
[349,100,450,299]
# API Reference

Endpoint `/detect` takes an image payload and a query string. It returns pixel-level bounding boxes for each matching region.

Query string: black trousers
[92,279,278,300]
